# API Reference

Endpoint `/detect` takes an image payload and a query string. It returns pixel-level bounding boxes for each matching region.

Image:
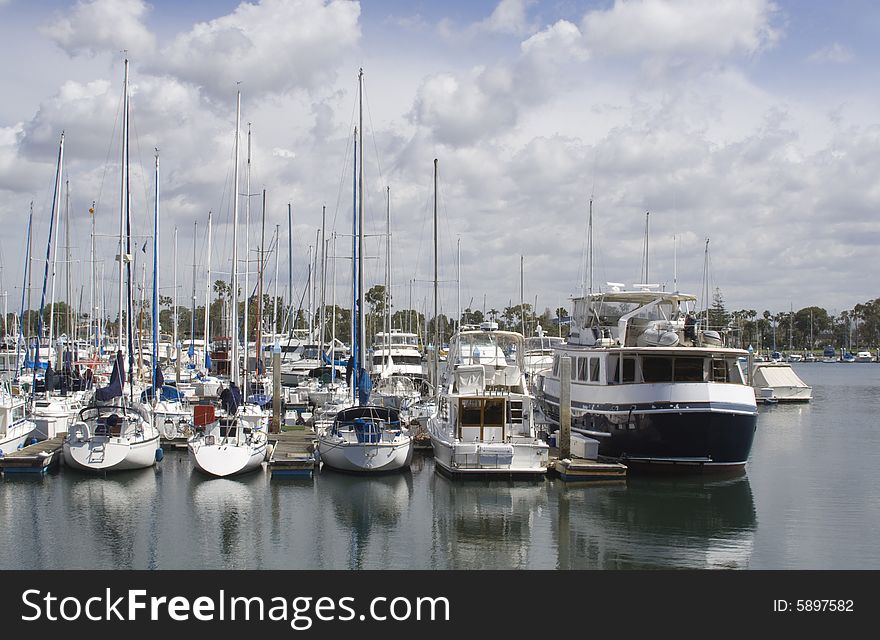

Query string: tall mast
[256,188,266,378]
[204,211,212,368]
[172,226,178,354]
[35,132,64,388]
[520,255,525,334]
[48,155,64,356]
[118,59,129,353]
[64,177,72,343]
[287,203,293,336]
[90,201,96,355]
[357,68,365,382]
[382,186,391,372]
[351,127,357,400]
[433,157,439,404]
[16,211,33,379]
[456,237,460,331]
[306,245,312,340]
[273,223,280,337]
[190,220,197,362]
[319,204,326,346]
[27,201,33,343]
[243,122,251,383]
[644,211,650,283]
[230,88,241,386]
[152,148,159,397]
[313,228,319,342]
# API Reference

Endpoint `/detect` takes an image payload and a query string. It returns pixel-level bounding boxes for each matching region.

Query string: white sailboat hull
[63,432,160,472]
[0,421,38,454]
[317,434,413,472]
[188,441,266,477]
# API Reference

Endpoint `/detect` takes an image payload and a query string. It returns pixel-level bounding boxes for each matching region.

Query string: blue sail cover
[357,367,372,405]
[95,350,124,402]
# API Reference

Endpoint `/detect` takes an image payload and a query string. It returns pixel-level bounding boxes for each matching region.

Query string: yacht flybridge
[536,285,757,473]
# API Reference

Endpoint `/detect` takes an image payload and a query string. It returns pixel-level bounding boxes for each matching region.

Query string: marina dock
[0,434,66,475]
[268,428,317,478]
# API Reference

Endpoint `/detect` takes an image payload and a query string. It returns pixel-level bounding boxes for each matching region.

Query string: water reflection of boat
[189,471,267,568]
[321,470,414,569]
[552,474,756,569]
[429,469,547,569]
[63,469,160,568]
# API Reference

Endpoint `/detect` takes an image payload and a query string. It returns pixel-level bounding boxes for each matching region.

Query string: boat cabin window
[642,356,673,383]
[457,397,507,441]
[674,357,705,382]
[610,355,637,383]
[577,357,589,381]
[589,357,600,382]
[621,356,636,383]
[460,398,483,426]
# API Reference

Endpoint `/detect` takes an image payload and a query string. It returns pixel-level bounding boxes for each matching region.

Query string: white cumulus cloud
[155,0,360,100]
[40,0,156,57]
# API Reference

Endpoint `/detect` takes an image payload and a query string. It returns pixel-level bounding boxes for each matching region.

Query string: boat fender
[18,442,25,450]
[30,437,39,445]
[0,449,4,457]
[155,448,165,462]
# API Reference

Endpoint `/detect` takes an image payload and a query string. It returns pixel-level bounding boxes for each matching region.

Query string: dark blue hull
[544,401,757,472]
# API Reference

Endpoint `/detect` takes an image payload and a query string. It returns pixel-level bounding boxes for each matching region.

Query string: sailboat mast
[257,189,266,377]
[351,127,357,400]
[433,157,439,404]
[644,211,650,284]
[152,148,159,398]
[172,226,178,354]
[287,203,293,336]
[520,255,525,334]
[274,224,280,337]
[204,211,212,368]
[47,154,64,358]
[230,89,241,386]
[456,237,460,331]
[190,220,197,361]
[243,123,251,384]
[118,60,129,354]
[320,204,326,347]
[16,211,33,379]
[65,178,72,345]
[382,186,391,373]
[35,132,64,389]
[357,68,365,378]
[90,201,96,355]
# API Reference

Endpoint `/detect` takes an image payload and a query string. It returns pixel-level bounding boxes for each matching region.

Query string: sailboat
[316,69,413,473]
[188,88,267,477]
[63,58,162,472]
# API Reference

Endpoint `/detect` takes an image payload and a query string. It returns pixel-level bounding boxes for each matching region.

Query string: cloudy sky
[0,0,878,330]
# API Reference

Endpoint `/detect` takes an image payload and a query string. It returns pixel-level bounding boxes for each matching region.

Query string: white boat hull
[317,434,413,473]
[188,441,266,477]
[428,418,548,476]
[63,433,160,472]
[0,421,38,454]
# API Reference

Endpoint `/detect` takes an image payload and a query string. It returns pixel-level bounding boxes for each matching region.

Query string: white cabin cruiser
[428,323,549,476]
[536,286,757,473]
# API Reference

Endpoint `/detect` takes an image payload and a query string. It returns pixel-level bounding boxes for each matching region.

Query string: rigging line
[329,75,361,236]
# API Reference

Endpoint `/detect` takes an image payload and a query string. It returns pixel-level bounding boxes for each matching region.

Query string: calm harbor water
[2,363,879,570]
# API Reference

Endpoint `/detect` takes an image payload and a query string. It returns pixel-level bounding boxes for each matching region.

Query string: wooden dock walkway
[547,445,627,481]
[268,428,317,478]
[0,434,66,475]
